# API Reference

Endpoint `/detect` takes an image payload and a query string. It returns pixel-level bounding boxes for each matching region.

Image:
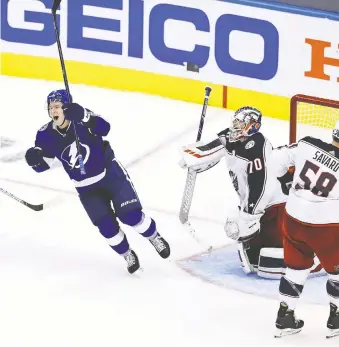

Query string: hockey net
[290,94,339,143]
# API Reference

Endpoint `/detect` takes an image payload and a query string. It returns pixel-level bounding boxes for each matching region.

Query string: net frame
[290,94,339,144]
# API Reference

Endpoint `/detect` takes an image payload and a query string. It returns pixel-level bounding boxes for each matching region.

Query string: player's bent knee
[119,209,143,226]
[96,214,120,238]
[119,210,157,239]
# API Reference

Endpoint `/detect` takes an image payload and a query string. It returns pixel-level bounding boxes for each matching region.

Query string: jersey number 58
[295,160,337,198]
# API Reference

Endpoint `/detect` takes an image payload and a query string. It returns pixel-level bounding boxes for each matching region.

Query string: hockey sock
[327,274,339,308]
[279,267,310,309]
[97,215,129,255]
[120,210,157,239]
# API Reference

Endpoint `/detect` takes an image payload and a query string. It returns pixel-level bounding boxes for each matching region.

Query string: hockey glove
[179,141,222,173]
[237,210,263,242]
[62,103,90,123]
[224,207,240,240]
[25,147,50,172]
[25,147,43,166]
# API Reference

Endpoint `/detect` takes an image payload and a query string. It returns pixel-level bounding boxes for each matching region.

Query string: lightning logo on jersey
[61,141,90,169]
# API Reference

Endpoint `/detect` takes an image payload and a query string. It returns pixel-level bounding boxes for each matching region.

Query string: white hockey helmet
[229,106,262,142]
[332,121,339,142]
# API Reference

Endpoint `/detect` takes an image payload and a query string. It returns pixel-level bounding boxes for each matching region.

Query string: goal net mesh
[291,95,339,142]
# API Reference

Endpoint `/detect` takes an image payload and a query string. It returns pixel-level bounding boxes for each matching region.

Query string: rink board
[1,51,289,120]
[2,0,339,120]
[177,244,328,305]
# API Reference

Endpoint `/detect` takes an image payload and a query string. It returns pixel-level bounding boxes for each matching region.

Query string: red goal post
[290,94,339,144]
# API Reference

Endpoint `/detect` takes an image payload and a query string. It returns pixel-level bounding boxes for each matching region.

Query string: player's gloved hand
[225,219,240,240]
[62,103,90,123]
[25,147,44,167]
[179,141,220,173]
[237,210,263,242]
[224,207,240,240]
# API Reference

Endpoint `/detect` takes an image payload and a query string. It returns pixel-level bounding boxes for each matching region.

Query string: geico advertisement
[2,0,339,99]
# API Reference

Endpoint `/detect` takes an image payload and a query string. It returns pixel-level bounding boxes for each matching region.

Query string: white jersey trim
[72,169,106,187]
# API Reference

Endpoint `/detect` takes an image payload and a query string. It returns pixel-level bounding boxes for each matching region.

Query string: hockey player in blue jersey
[25,89,170,273]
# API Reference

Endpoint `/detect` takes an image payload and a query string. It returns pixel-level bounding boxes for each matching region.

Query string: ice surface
[0,75,336,347]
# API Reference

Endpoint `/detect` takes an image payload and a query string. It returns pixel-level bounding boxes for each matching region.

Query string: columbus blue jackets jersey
[182,128,289,215]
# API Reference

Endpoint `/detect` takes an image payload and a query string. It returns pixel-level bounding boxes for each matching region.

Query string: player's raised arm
[179,138,225,173]
[62,103,110,136]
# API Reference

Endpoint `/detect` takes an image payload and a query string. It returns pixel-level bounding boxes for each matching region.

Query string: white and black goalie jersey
[186,128,289,215]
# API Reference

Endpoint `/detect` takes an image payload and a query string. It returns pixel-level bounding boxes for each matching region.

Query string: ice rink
[0,76,336,347]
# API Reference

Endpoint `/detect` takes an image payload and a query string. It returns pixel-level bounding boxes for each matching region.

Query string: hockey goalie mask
[229,107,262,142]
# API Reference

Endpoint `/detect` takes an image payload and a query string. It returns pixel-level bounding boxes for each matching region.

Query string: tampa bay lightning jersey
[35,114,111,187]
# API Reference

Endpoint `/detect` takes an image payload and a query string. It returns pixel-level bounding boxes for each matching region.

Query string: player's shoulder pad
[38,122,50,131]
[237,133,267,160]
[299,136,329,149]
[36,122,53,142]
[299,136,339,157]
[38,122,51,132]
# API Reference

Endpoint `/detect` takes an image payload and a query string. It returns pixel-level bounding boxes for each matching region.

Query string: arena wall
[1,0,339,120]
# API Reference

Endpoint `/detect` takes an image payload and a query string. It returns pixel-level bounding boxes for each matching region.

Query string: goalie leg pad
[258,247,285,279]
[257,248,325,279]
[238,242,255,274]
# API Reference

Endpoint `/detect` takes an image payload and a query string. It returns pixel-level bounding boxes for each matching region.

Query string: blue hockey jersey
[34,114,111,188]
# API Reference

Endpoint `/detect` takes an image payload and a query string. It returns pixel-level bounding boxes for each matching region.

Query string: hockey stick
[0,188,43,211]
[52,0,86,175]
[179,86,212,250]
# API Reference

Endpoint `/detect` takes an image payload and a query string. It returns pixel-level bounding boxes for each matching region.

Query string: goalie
[180,106,322,278]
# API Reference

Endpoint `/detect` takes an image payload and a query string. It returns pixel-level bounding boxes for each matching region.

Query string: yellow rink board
[1,52,291,121]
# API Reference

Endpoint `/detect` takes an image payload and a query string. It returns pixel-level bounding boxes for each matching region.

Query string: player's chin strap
[238,241,255,274]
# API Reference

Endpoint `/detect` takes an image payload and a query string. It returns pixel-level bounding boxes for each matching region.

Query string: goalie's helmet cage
[229,106,262,142]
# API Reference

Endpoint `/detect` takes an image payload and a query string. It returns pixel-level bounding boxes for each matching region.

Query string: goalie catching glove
[179,140,224,173]
[225,208,263,242]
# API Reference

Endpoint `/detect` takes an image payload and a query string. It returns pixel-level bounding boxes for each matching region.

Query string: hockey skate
[124,249,140,274]
[327,303,339,339]
[149,234,170,259]
[274,302,304,338]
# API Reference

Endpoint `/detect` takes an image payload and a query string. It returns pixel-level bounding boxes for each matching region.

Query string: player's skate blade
[274,302,304,338]
[326,303,339,339]
[149,235,170,259]
[326,329,339,339]
[274,328,302,338]
[124,249,140,274]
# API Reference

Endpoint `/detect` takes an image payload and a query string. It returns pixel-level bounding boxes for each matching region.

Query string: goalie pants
[245,203,285,266]
[283,213,339,273]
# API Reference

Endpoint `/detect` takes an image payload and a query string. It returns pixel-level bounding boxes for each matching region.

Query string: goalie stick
[0,188,43,211]
[179,86,212,251]
[52,0,86,175]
